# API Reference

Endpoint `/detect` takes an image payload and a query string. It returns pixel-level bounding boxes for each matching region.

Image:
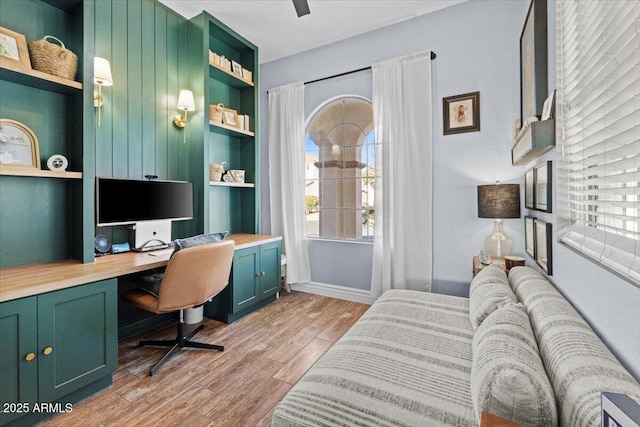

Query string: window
[557,0,639,284]
[305,96,376,241]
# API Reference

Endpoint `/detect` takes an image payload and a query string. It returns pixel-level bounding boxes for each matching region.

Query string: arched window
[305,96,376,241]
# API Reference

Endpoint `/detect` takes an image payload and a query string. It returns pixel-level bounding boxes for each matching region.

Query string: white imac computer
[95,177,194,251]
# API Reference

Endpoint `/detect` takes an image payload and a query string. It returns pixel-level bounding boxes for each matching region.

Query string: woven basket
[28,35,78,81]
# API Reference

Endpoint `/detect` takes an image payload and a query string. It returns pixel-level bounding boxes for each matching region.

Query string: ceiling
[158,0,466,64]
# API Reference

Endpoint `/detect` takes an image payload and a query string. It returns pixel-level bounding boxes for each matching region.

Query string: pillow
[173,231,228,254]
[469,264,517,330]
[136,272,164,298]
[471,302,557,427]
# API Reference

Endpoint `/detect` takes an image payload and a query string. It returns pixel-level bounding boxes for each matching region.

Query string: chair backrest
[156,239,234,312]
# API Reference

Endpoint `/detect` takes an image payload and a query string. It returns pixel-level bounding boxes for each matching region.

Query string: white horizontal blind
[557,0,640,284]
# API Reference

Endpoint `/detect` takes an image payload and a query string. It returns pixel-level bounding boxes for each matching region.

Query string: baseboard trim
[290,281,376,305]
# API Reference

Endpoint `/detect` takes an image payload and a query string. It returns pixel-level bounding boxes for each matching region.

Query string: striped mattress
[272,290,478,427]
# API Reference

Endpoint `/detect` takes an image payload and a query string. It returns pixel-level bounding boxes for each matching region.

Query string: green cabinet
[206,240,281,323]
[0,279,117,426]
[232,241,282,313]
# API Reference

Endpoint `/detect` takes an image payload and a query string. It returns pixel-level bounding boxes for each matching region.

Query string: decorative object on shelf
[0,118,40,169]
[46,154,68,171]
[504,255,525,272]
[525,216,535,258]
[222,109,239,127]
[231,60,242,76]
[477,181,521,258]
[243,114,250,131]
[28,35,77,81]
[173,89,195,144]
[520,0,548,125]
[242,68,252,83]
[602,392,640,427]
[479,249,491,266]
[210,103,224,124]
[541,90,555,120]
[228,169,245,183]
[534,218,552,274]
[222,173,232,183]
[443,91,480,135]
[209,162,226,182]
[525,167,535,209]
[533,161,552,212]
[93,57,113,127]
[208,50,220,67]
[0,26,31,71]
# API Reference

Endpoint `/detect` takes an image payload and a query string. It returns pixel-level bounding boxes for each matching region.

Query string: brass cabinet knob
[25,352,36,362]
[43,347,53,356]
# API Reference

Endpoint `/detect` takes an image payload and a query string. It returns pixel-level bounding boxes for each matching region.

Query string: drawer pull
[43,347,53,356]
[25,352,36,362]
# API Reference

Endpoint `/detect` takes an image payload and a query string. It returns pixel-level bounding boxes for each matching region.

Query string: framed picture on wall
[525,216,535,258]
[520,0,548,124]
[534,161,552,212]
[534,219,552,275]
[443,91,480,135]
[525,167,535,209]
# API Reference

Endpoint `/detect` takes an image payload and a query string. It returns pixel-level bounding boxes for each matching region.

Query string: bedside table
[480,412,523,427]
[473,256,507,277]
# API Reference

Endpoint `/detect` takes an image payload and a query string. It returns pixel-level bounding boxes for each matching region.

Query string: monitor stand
[129,220,172,252]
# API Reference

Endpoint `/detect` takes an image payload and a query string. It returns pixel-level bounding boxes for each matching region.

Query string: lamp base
[484,219,513,259]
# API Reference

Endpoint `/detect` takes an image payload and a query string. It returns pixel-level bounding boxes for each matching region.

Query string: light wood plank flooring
[37,291,369,427]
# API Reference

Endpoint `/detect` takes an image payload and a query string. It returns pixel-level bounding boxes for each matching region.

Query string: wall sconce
[94,57,113,127]
[173,90,195,143]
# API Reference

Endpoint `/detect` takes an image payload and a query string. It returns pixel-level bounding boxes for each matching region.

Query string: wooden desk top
[0,233,281,302]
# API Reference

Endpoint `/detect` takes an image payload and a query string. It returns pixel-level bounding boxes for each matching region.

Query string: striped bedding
[272,290,478,427]
[509,267,640,427]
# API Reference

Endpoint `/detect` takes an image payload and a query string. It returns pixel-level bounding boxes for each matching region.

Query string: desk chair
[121,240,234,376]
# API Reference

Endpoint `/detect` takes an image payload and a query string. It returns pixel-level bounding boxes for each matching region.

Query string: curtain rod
[267,51,436,92]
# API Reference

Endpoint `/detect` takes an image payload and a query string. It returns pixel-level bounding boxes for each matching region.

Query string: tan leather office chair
[121,240,234,376]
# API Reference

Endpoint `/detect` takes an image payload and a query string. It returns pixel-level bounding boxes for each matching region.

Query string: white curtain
[269,82,311,284]
[371,50,433,298]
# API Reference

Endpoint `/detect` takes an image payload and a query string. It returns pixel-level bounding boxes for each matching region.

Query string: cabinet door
[0,297,38,426]
[258,242,281,300]
[231,247,259,312]
[37,279,117,402]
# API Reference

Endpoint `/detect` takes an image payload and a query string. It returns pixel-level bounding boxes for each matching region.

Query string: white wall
[259,0,640,380]
[260,0,530,295]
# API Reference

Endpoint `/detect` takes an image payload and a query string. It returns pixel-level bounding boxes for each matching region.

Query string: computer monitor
[96,177,194,251]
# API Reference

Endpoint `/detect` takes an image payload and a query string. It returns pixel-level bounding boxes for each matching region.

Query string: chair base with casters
[120,239,235,376]
[140,308,224,376]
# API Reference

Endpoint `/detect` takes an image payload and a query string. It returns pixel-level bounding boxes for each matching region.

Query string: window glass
[305,96,376,241]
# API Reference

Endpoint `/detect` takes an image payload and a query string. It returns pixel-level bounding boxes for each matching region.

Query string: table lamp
[477,182,521,259]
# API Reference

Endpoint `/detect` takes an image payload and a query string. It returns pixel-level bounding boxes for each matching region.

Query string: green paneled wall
[92,0,192,243]
[0,0,193,268]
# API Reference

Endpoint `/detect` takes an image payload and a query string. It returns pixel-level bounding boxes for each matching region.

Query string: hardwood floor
[37,291,370,427]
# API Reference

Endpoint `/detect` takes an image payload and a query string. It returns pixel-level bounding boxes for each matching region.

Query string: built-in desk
[0,233,281,427]
[0,233,281,302]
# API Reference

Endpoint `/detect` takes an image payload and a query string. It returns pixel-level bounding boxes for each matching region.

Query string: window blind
[557,0,639,284]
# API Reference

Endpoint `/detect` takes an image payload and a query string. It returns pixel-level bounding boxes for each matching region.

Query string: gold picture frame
[0,119,41,169]
[222,108,240,128]
[0,26,31,71]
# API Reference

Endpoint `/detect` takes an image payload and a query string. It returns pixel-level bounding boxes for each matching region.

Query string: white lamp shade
[177,90,195,111]
[94,57,113,86]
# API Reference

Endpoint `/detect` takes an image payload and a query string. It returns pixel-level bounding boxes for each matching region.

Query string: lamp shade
[177,90,195,111]
[477,183,521,219]
[94,57,113,86]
